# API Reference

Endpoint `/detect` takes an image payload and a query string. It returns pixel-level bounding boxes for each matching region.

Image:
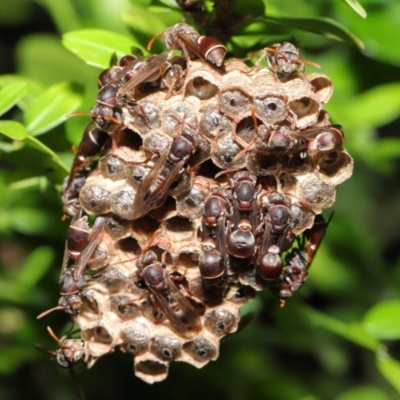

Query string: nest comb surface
[56,48,353,383]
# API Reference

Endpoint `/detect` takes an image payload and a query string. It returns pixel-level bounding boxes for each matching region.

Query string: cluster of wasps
[38,23,353,383]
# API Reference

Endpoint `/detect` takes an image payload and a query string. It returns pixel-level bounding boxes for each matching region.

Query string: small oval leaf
[377,352,400,394]
[24,136,69,173]
[0,75,44,110]
[62,29,142,68]
[15,246,54,289]
[0,81,27,117]
[0,121,27,140]
[363,300,400,340]
[341,0,367,19]
[265,16,364,49]
[349,83,400,129]
[24,81,82,136]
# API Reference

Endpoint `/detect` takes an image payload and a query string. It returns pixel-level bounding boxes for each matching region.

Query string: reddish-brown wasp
[270,213,331,305]
[68,124,109,180]
[149,23,226,67]
[37,216,105,318]
[229,171,259,223]
[249,42,320,77]
[292,125,344,152]
[131,131,196,220]
[224,172,259,272]
[89,52,169,132]
[159,55,188,98]
[61,123,108,218]
[137,250,202,338]
[117,52,170,98]
[45,326,89,368]
[253,190,297,284]
[97,53,138,87]
[34,327,88,400]
[62,168,91,218]
[199,188,231,286]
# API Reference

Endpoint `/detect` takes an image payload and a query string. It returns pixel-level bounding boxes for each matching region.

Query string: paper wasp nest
[44,25,353,384]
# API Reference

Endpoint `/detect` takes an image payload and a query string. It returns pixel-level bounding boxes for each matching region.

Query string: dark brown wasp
[98,65,123,88]
[259,192,293,236]
[149,23,226,68]
[62,168,90,218]
[37,216,106,319]
[34,327,88,400]
[199,188,231,286]
[225,172,259,272]
[90,52,170,132]
[159,55,188,98]
[97,53,138,87]
[227,218,256,261]
[250,42,320,77]
[253,124,301,154]
[136,250,202,338]
[68,124,109,178]
[267,124,344,153]
[131,130,197,220]
[89,83,123,133]
[229,171,259,220]
[69,215,106,281]
[117,52,170,98]
[45,326,89,368]
[270,214,330,305]
[255,191,295,284]
[62,124,109,217]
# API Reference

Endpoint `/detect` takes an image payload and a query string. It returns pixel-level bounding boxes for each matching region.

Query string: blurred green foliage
[1,0,400,399]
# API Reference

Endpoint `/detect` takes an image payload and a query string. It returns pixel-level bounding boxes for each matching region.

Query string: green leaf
[336,385,390,400]
[24,81,82,136]
[265,16,364,49]
[0,75,44,110]
[0,81,27,117]
[23,136,69,173]
[14,246,54,289]
[341,0,367,19]
[36,0,81,33]
[122,6,179,38]
[0,121,27,140]
[363,299,400,340]
[0,345,36,374]
[157,0,179,8]
[16,34,98,88]
[62,29,142,68]
[377,352,400,394]
[347,84,400,129]
[375,138,400,161]
[303,306,379,352]
[9,207,56,237]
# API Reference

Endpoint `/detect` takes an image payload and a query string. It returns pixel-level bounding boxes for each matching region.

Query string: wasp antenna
[108,255,139,268]
[37,306,64,320]
[66,111,91,119]
[144,228,162,251]
[47,326,61,345]
[303,59,321,69]
[147,33,160,51]
[214,167,241,180]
